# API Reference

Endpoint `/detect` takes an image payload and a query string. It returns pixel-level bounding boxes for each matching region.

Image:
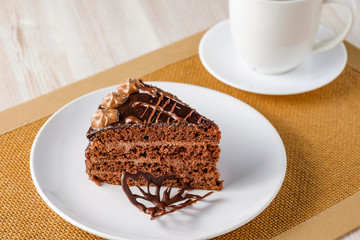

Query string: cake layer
[86,142,220,162]
[86,156,222,190]
[86,158,219,175]
[87,123,220,143]
[88,171,223,190]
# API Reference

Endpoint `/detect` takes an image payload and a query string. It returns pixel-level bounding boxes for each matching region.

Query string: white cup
[229,0,355,75]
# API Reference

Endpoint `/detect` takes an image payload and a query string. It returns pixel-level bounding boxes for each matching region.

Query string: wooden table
[1,1,359,239]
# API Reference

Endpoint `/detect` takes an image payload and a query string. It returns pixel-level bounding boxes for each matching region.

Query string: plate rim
[199,19,348,95]
[30,82,287,240]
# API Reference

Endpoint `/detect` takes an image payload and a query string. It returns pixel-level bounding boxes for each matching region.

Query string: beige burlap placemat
[1,52,359,239]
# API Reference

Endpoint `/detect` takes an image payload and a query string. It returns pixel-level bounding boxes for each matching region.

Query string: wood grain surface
[0,0,359,239]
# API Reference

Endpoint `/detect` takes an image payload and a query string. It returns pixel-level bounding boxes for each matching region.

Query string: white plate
[199,20,347,95]
[30,82,286,240]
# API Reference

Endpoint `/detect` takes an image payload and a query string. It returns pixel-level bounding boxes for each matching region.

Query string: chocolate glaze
[121,171,213,220]
[87,81,216,139]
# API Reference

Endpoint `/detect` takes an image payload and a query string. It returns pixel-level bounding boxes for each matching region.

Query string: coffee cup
[229,0,355,74]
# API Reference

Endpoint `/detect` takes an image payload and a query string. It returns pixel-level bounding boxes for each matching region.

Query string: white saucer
[199,20,347,95]
[30,82,286,240]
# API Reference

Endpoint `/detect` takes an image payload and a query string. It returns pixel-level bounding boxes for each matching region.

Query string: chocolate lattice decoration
[121,171,213,220]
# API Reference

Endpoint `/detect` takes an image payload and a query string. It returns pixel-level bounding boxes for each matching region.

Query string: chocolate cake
[85,78,223,190]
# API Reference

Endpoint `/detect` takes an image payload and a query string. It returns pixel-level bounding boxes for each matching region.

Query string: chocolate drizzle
[118,82,198,124]
[124,116,142,124]
[130,88,189,124]
[121,171,213,220]
[138,85,157,97]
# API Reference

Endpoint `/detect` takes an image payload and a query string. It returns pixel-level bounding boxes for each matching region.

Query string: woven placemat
[1,55,359,239]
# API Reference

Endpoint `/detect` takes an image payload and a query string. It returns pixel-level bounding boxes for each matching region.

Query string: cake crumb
[89,176,101,186]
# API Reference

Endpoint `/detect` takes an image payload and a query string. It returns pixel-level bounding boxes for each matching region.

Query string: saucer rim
[199,19,348,95]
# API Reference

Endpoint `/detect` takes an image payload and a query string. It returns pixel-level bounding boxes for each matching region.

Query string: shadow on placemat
[0,55,359,239]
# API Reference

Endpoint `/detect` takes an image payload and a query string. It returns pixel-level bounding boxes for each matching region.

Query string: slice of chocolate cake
[85,78,222,190]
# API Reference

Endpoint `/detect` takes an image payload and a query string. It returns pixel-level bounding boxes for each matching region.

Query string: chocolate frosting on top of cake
[87,79,214,138]
[114,81,203,124]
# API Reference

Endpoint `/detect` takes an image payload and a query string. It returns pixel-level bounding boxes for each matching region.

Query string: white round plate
[30,82,286,240]
[199,19,347,95]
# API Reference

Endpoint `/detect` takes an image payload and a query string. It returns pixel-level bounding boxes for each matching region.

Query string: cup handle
[313,0,355,53]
